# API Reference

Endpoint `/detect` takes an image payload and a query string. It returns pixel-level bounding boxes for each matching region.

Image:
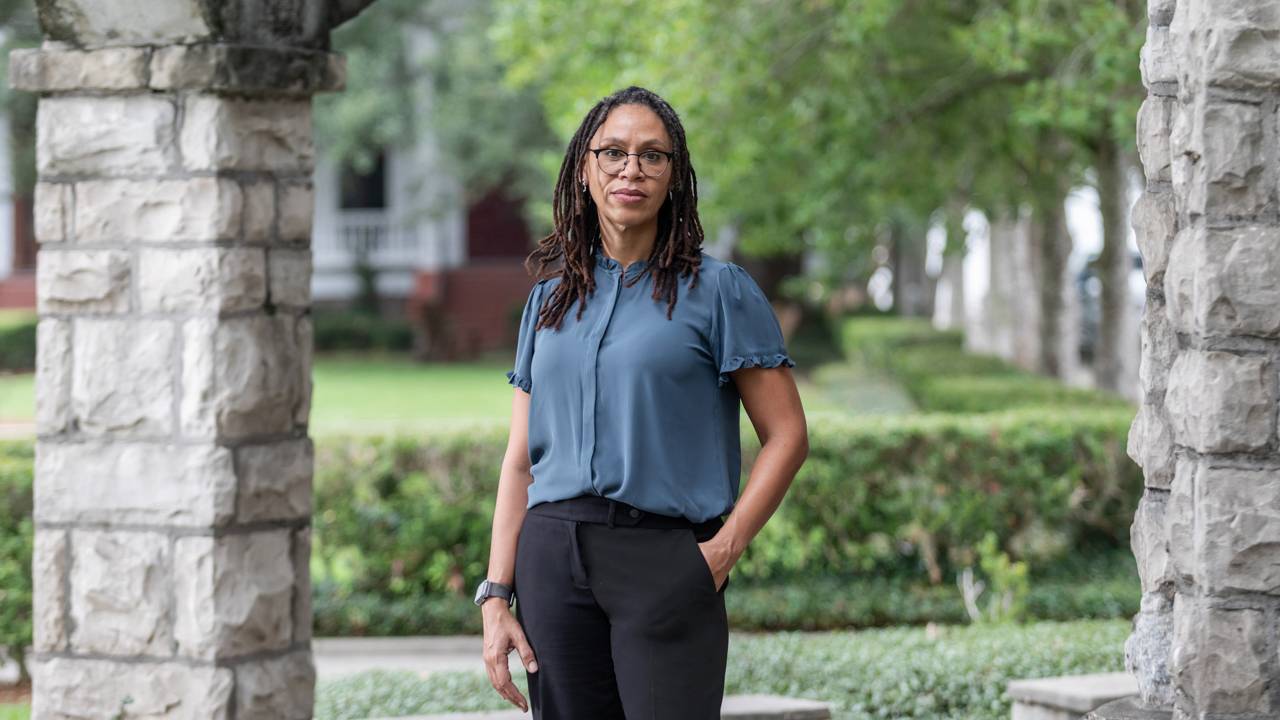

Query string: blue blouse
[506,244,795,523]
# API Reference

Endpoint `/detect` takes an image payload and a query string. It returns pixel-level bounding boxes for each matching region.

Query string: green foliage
[312,619,1131,720]
[312,310,414,352]
[841,316,1135,414]
[0,313,36,372]
[960,531,1031,624]
[0,442,33,682]
[492,0,1146,281]
[310,549,1136,636]
[307,402,1139,603]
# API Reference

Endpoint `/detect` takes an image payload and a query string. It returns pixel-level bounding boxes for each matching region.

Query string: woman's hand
[697,536,736,592]
[481,599,538,712]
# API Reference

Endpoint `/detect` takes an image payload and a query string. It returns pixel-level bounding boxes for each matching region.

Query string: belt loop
[607,500,616,528]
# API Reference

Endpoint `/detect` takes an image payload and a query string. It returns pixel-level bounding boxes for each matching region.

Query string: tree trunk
[1030,187,1073,378]
[1091,134,1134,394]
[891,216,932,317]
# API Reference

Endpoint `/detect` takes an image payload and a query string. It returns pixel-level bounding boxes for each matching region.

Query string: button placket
[580,267,623,494]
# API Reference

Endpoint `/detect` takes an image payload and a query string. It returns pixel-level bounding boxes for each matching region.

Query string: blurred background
[0,1,1151,718]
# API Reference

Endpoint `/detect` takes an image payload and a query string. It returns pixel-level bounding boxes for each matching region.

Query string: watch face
[474,580,489,605]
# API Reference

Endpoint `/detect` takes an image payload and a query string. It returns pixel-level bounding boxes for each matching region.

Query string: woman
[477,85,809,719]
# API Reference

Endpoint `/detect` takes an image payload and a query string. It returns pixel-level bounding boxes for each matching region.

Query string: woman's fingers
[512,628,539,674]
[485,634,530,712]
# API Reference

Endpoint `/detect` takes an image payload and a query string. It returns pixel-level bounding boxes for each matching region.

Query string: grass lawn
[0,352,895,434]
[0,704,28,720]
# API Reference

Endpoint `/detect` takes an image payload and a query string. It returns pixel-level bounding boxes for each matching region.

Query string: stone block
[1140,25,1178,89]
[269,249,312,307]
[69,529,173,656]
[1196,463,1280,595]
[9,46,148,91]
[1164,349,1275,453]
[1185,102,1267,217]
[1204,23,1280,90]
[36,95,176,175]
[35,318,72,435]
[242,179,275,242]
[33,0,214,46]
[31,529,68,653]
[30,656,232,719]
[1131,190,1175,285]
[180,95,314,172]
[278,181,313,241]
[35,440,237,526]
[1136,301,1177,398]
[295,315,313,425]
[235,437,313,522]
[75,177,242,243]
[36,249,131,314]
[150,44,346,95]
[69,318,174,437]
[174,530,295,660]
[1131,490,1174,593]
[1165,225,1280,338]
[293,526,312,643]
[139,247,267,313]
[180,315,308,439]
[1167,456,1197,584]
[233,650,316,720]
[1170,595,1273,715]
[33,182,69,244]
[1124,592,1174,708]
[1126,402,1176,489]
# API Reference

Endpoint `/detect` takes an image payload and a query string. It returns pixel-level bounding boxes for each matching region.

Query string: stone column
[11,1,373,717]
[1093,0,1280,718]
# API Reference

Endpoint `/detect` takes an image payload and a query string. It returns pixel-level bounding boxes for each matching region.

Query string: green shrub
[0,442,33,681]
[312,310,414,352]
[0,313,36,372]
[841,316,1134,413]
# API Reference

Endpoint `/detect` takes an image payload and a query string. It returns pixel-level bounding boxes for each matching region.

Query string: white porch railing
[313,209,419,272]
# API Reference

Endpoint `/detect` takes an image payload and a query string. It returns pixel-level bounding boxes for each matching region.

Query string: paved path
[314,635,488,679]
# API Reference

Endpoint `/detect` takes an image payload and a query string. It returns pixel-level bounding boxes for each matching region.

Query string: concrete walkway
[314,635,488,679]
[364,694,833,720]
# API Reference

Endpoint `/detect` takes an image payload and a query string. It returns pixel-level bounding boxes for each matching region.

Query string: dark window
[339,152,387,209]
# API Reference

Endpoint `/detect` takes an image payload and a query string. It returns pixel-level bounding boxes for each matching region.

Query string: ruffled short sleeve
[711,263,796,388]
[506,280,547,393]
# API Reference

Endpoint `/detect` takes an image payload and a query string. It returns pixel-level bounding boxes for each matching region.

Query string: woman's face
[581,103,674,229]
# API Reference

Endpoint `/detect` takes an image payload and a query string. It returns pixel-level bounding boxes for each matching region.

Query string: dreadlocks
[521,86,707,331]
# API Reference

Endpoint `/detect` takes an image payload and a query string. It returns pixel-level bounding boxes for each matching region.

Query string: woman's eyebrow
[599,136,669,149]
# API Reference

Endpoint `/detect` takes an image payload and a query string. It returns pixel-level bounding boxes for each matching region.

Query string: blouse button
[629,508,640,518]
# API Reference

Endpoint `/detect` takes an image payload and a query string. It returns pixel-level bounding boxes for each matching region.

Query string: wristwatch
[474,578,515,607]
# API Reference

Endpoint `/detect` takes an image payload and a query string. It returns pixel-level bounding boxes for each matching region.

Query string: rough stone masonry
[1091,0,1280,718]
[10,0,376,717]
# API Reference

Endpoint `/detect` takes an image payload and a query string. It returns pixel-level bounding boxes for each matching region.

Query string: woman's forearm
[486,460,533,586]
[715,431,808,560]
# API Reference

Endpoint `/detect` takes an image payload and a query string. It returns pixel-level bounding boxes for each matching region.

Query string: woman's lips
[612,190,647,204]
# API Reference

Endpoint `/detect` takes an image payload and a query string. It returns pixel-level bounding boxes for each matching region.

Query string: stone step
[1007,672,1137,719]
[363,693,832,720]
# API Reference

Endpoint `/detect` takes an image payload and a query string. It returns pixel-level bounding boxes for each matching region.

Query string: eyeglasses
[588,147,674,178]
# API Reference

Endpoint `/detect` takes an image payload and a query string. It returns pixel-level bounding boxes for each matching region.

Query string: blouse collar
[592,241,650,278]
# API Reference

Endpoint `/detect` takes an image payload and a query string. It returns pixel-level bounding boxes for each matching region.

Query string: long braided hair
[521,86,706,331]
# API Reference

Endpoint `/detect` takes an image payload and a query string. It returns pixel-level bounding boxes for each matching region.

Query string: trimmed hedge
[311,404,1140,599]
[841,316,1134,413]
[0,442,33,681]
[312,309,415,352]
[0,312,36,372]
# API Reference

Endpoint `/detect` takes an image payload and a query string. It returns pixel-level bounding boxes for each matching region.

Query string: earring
[581,180,587,193]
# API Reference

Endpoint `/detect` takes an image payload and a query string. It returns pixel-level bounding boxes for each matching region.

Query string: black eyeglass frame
[587,147,675,178]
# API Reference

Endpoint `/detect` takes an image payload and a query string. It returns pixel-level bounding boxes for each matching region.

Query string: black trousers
[513,494,730,720]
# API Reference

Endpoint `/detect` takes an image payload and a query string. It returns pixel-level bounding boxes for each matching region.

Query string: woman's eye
[641,152,661,162]
[604,149,626,159]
